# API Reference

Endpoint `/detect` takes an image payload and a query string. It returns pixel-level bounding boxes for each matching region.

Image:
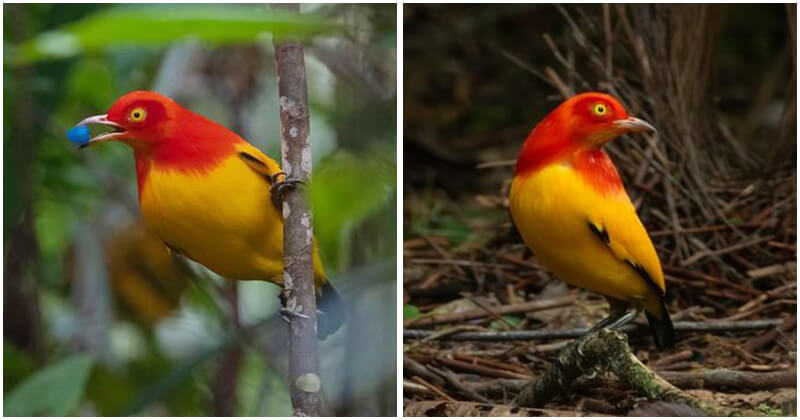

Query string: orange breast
[139,155,285,280]
[509,163,664,314]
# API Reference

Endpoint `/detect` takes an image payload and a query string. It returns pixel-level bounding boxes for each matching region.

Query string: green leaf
[4,354,94,416]
[436,216,474,245]
[12,5,341,65]
[489,315,522,330]
[3,342,37,391]
[403,304,422,321]
[309,151,396,271]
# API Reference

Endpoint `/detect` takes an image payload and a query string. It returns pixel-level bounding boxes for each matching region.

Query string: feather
[509,92,672,348]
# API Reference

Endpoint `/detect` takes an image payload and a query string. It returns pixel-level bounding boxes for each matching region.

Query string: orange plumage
[509,92,674,349]
[77,91,344,338]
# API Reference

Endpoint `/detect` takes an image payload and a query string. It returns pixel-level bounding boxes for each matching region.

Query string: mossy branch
[513,329,760,416]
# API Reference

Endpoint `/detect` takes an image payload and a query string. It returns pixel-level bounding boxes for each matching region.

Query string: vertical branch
[4,3,45,364]
[273,3,321,416]
[71,223,112,361]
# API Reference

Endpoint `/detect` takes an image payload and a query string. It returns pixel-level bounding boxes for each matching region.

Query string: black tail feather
[646,299,675,350]
[317,282,346,339]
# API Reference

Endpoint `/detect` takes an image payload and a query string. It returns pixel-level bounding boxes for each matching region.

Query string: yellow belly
[510,164,654,304]
[139,155,325,284]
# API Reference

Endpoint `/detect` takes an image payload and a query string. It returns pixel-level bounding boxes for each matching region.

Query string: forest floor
[402,179,796,417]
[402,3,796,416]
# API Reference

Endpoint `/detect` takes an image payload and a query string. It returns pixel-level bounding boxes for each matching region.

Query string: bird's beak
[614,117,657,134]
[77,114,126,146]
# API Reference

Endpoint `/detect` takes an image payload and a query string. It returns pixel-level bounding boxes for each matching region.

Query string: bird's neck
[570,148,625,195]
[515,121,624,195]
[133,113,240,197]
[515,113,577,175]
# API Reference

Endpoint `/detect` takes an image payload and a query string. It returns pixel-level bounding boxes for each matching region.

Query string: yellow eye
[592,103,608,116]
[129,107,146,122]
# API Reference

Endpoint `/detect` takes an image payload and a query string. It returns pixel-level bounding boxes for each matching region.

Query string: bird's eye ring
[129,107,147,122]
[592,103,607,116]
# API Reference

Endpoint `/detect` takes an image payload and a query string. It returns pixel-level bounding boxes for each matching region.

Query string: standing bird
[72,91,344,338]
[509,92,674,349]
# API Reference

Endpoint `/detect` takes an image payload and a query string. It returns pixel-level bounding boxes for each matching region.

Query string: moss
[757,403,784,417]
[514,328,760,416]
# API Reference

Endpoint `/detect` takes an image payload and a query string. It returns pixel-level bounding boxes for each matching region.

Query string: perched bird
[72,91,344,338]
[509,92,674,349]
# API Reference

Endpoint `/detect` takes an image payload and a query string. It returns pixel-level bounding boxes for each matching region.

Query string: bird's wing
[235,142,332,295]
[235,142,283,183]
[586,198,665,295]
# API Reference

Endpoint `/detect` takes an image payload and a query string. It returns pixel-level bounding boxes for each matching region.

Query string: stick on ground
[403,318,784,341]
[513,329,759,416]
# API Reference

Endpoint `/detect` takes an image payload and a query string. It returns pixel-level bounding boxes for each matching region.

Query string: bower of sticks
[403,4,796,416]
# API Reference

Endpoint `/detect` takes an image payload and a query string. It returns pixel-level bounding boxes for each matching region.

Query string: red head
[515,92,656,176]
[77,90,242,156]
[76,91,189,150]
[76,91,242,190]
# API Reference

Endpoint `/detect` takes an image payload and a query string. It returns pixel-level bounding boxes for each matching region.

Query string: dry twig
[404,318,784,341]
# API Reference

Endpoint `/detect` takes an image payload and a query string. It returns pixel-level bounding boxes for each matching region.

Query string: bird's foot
[576,338,594,372]
[278,289,311,322]
[279,307,311,323]
[575,333,592,358]
[270,172,305,208]
[570,330,599,374]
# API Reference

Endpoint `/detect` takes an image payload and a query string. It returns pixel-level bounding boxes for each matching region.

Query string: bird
[509,92,674,349]
[71,90,344,338]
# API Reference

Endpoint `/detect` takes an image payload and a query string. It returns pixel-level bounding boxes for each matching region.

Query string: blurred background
[403,4,795,415]
[5,3,396,416]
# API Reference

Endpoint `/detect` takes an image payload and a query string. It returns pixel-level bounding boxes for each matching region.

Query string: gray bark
[273,3,321,416]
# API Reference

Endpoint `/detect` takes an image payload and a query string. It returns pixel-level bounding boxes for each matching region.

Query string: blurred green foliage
[311,151,396,270]
[4,354,94,416]
[12,5,340,65]
[4,3,396,416]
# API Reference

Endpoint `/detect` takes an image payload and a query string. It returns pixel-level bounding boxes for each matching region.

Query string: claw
[280,307,311,321]
[576,335,589,358]
[575,337,591,371]
[270,172,305,208]
[278,289,312,321]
